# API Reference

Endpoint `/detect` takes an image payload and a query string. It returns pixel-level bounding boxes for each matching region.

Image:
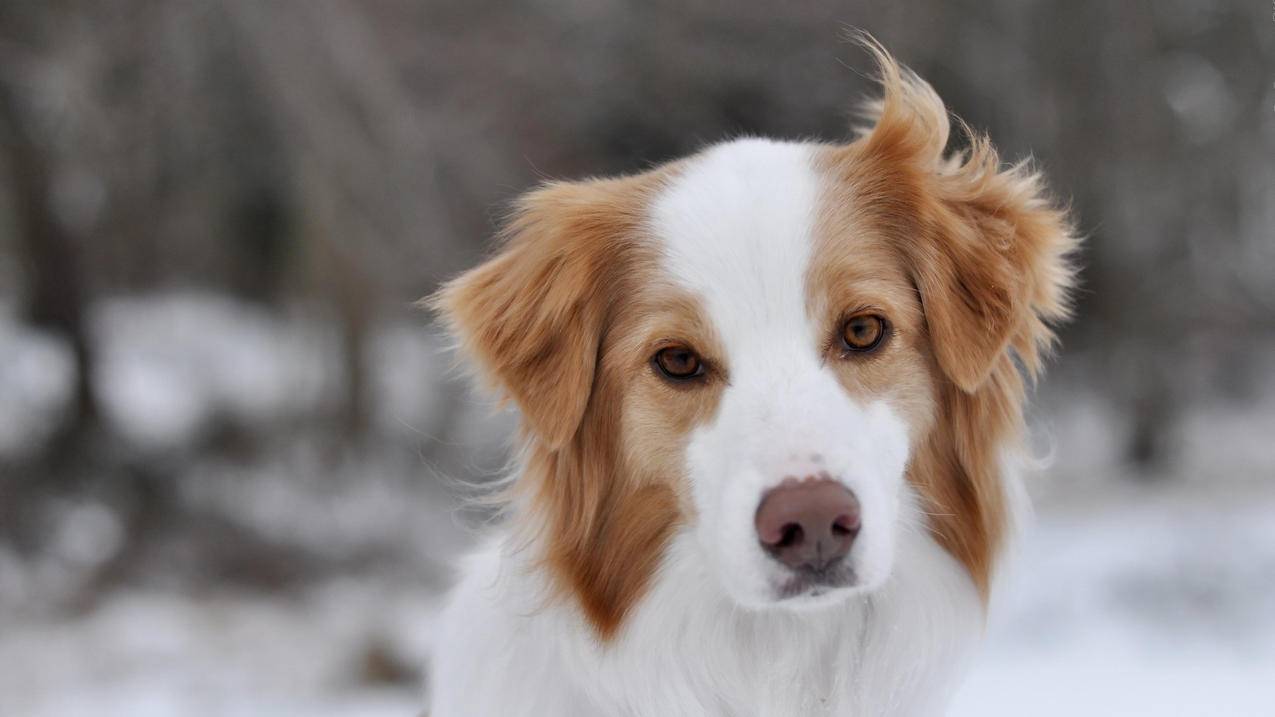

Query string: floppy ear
[907,163,1075,392]
[854,41,1078,393]
[430,178,648,450]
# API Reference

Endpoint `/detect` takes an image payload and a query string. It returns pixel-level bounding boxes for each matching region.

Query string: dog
[427,40,1077,716]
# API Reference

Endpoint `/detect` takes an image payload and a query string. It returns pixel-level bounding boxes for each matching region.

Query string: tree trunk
[0,79,99,452]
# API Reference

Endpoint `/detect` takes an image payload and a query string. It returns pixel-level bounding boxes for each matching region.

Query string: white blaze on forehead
[648,139,823,365]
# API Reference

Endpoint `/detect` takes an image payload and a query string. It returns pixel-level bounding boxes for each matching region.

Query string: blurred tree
[0,9,99,455]
[0,0,1269,472]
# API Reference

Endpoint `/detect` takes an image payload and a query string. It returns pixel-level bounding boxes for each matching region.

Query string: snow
[0,308,75,456]
[0,584,435,717]
[91,294,338,449]
[952,488,1275,716]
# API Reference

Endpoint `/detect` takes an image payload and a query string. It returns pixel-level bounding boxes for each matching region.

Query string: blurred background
[0,1,1271,715]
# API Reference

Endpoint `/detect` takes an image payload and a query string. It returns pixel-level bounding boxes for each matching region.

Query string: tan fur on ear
[822,38,1079,597]
[430,176,658,450]
[433,169,687,639]
[851,35,1078,392]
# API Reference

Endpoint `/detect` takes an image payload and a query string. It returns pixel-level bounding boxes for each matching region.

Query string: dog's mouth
[776,563,858,600]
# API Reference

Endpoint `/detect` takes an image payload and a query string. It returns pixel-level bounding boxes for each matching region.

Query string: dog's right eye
[652,346,705,381]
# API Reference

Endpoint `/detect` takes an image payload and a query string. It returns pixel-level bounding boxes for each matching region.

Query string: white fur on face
[649,138,913,608]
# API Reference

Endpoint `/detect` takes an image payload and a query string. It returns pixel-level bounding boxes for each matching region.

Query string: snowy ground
[953,485,1275,716]
[3,487,1271,717]
[1,293,1272,715]
[0,584,433,717]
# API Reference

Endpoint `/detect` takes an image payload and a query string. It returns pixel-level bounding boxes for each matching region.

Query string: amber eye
[653,346,705,381]
[840,314,888,353]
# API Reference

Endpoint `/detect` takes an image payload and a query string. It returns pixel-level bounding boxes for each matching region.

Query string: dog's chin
[778,565,857,598]
[770,570,874,610]
[770,584,861,610]
[734,562,890,612]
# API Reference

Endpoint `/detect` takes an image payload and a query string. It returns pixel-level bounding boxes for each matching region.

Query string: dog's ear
[430,178,649,449]
[852,40,1078,393]
[903,159,1076,393]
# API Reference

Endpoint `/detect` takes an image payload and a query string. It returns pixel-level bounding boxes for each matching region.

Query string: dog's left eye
[653,346,705,381]
[840,314,888,353]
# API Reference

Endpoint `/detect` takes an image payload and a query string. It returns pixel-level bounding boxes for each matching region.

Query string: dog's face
[644,140,932,608]
[435,50,1075,637]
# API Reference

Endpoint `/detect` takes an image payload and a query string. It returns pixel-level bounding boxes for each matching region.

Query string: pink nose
[754,477,860,572]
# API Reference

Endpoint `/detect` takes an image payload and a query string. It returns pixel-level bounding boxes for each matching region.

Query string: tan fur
[814,39,1078,597]
[432,177,659,450]
[545,287,727,637]
[432,166,728,639]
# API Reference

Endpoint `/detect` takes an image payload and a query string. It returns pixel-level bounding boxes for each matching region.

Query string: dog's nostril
[776,523,804,549]
[755,478,860,572]
[831,513,860,537]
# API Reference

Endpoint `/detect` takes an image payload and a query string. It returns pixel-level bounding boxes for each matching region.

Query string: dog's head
[433,44,1076,638]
